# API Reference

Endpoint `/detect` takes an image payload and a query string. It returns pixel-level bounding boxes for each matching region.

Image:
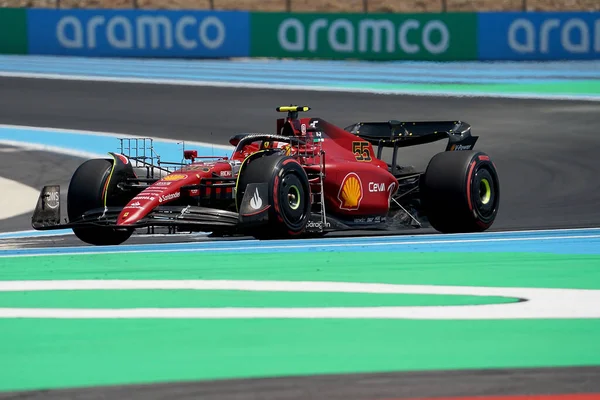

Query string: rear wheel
[421,151,499,233]
[67,159,134,246]
[236,153,311,239]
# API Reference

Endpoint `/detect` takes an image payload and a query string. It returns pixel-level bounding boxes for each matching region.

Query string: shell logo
[337,172,363,210]
[162,174,187,182]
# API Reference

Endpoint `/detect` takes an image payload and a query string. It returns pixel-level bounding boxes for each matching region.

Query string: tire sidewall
[67,158,133,245]
[67,159,113,222]
[421,150,500,233]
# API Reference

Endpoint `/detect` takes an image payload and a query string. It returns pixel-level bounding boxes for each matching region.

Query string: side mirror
[184,150,197,161]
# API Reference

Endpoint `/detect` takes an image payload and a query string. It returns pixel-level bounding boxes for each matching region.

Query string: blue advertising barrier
[478,12,600,60]
[27,9,250,58]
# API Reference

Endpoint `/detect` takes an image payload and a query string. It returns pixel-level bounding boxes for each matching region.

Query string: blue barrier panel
[27,9,250,58]
[478,12,600,60]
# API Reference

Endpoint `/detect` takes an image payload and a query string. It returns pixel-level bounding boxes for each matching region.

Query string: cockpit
[276,105,311,137]
[228,106,318,161]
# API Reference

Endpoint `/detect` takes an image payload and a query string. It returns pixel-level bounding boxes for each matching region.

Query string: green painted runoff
[0,290,517,309]
[0,251,599,392]
[0,319,599,391]
[1,251,599,289]
[349,80,600,97]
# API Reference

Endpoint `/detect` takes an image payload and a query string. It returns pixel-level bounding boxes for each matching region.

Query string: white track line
[0,139,105,159]
[0,280,599,319]
[0,124,233,152]
[0,177,40,221]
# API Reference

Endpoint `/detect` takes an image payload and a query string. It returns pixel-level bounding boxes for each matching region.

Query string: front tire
[236,153,311,239]
[421,151,500,233]
[67,159,133,246]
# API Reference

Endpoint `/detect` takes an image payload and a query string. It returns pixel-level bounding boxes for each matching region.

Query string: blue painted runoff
[1,228,600,258]
[1,56,599,85]
[0,126,233,160]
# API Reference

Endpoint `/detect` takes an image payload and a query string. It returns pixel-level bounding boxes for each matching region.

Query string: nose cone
[118,207,145,225]
[116,171,200,226]
[117,196,159,226]
[116,164,232,226]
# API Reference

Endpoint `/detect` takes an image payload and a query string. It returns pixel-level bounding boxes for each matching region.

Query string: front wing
[31,184,267,233]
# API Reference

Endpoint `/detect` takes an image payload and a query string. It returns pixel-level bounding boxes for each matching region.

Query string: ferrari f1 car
[32,106,499,245]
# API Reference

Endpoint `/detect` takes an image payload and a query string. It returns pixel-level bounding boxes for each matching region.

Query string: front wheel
[67,159,134,246]
[236,153,311,239]
[421,150,500,233]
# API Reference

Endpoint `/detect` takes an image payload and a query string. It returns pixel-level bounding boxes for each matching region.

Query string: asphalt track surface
[3,77,600,236]
[1,77,600,398]
[1,367,599,400]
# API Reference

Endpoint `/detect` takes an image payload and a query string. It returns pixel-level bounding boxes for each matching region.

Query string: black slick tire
[421,150,500,233]
[236,153,311,239]
[67,159,133,246]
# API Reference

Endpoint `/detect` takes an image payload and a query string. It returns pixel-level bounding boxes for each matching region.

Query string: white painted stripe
[0,147,34,153]
[0,139,105,159]
[1,233,599,258]
[0,280,598,319]
[1,71,598,102]
[0,124,233,152]
[0,177,40,221]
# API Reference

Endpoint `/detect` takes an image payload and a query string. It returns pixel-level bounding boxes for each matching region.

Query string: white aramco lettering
[278,18,304,52]
[508,18,535,53]
[596,19,600,52]
[107,16,132,49]
[508,17,600,54]
[308,18,327,52]
[137,16,172,49]
[540,18,560,53]
[422,20,449,54]
[561,18,588,53]
[398,19,420,54]
[56,14,226,51]
[359,19,394,53]
[57,16,83,48]
[87,16,105,48]
[199,16,226,49]
[277,17,450,55]
[329,19,353,52]
[176,16,196,49]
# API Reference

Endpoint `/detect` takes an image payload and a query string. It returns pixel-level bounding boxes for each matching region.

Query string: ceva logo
[56,15,226,50]
[508,18,600,54]
[278,18,450,54]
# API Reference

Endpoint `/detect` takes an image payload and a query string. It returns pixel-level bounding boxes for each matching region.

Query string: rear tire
[421,151,499,233]
[67,159,133,246]
[236,153,311,239]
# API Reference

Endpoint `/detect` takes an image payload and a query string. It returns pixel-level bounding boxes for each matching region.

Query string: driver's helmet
[261,140,292,156]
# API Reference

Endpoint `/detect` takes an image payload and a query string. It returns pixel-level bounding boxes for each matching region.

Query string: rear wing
[344,120,478,155]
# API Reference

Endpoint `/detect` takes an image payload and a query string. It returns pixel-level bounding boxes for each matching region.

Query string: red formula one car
[32,106,500,245]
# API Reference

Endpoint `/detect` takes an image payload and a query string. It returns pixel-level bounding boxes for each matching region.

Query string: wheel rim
[288,185,301,210]
[278,172,307,226]
[471,167,498,223]
[479,178,491,205]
